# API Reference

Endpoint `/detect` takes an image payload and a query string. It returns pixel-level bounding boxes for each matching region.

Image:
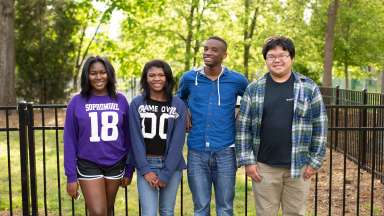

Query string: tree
[243,0,261,79]
[16,0,79,103]
[322,0,339,87]
[71,0,115,91]
[381,71,384,94]
[0,0,16,106]
[333,0,384,89]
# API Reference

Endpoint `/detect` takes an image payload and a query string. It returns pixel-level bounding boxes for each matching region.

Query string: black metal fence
[1,87,384,215]
[321,87,384,180]
[321,86,384,105]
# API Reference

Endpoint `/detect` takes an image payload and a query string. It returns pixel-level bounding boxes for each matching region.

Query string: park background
[1,0,384,215]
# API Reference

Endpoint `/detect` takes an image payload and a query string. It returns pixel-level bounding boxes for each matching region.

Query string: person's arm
[64,97,80,198]
[176,74,191,130]
[158,101,187,184]
[64,97,79,184]
[128,98,152,176]
[176,74,189,102]
[235,87,256,167]
[238,75,249,97]
[308,85,327,170]
[122,98,134,185]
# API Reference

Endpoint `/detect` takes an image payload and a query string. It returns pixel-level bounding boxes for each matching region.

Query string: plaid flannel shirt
[235,72,327,178]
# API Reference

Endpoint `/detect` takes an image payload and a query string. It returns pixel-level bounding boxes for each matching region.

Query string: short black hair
[207,36,228,51]
[140,60,175,102]
[80,56,117,98]
[262,36,295,60]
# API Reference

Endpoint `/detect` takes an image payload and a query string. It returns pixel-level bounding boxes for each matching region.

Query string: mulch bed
[308,149,384,215]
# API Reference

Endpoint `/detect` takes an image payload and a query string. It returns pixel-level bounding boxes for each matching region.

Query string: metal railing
[1,87,384,215]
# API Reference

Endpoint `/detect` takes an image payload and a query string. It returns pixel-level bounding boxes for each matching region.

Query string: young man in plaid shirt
[235,36,327,216]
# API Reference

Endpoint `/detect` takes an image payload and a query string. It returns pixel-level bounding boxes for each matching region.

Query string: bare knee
[88,207,107,216]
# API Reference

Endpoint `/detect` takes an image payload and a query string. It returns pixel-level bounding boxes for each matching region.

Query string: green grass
[0,131,256,216]
[4,130,382,216]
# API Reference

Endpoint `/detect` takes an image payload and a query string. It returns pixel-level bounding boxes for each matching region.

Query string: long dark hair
[80,56,117,98]
[140,60,174,101]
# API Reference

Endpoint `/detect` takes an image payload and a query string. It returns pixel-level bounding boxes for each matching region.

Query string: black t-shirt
[141,98,171,156]
[257,73,294,167]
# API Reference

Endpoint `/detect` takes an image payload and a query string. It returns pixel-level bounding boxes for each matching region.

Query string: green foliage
[331,0,384,84]
[293,62,321,85]
[15,0,79,103]
[13,0,384,101]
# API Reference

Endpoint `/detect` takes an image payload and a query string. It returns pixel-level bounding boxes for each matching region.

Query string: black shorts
[76,157,126,180]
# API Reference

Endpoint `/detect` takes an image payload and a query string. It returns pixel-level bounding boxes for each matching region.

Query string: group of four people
[63,35,327,216]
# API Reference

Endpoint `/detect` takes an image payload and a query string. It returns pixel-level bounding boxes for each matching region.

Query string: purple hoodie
[64,93,134,183]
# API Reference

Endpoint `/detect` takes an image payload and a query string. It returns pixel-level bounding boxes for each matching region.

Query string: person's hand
[67,182,79,199]
[245,164,262,182]
[186,110,192,132]
[303,165,316,180]
[120,176,132,187]
[158,180,167,188]
[144,172,159,188]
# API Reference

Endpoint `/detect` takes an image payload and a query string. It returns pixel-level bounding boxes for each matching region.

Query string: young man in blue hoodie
[177,36,248,216]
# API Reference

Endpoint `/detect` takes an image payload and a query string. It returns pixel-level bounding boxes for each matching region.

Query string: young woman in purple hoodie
[64,56,134,216]
[129,60,187,216]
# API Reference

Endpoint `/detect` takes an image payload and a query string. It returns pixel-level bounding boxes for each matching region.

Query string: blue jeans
[137,156,182,216]
[187,147,237,216]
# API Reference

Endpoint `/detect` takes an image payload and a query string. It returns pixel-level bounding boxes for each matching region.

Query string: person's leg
[79,178,107,216]
[137,173,159,216]
[212,147,236,216]
[281,167,310,216]
[252,163,284,216]
[187,149,212,216]
[101,156,126,215]
[159,170,182,216]
[105,179,121,216]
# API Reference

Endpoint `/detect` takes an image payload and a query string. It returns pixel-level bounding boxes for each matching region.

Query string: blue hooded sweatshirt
[129,95,187,183]
[177,66,248,152]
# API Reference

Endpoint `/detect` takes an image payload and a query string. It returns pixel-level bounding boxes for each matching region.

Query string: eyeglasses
[266,54,290,62]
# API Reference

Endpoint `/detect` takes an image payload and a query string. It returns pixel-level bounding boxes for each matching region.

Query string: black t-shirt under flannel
[257,73,294,168]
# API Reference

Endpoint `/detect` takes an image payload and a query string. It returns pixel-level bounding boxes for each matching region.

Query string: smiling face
[265,46,294,82]
[203,39,227,67]
[88,61,108,95]
[147,66,166,94]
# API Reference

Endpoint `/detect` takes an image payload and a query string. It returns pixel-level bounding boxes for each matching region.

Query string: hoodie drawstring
[194,66,224,106]
[217,67,224,106]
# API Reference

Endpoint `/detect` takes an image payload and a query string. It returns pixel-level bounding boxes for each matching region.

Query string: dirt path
[308,150,384,215]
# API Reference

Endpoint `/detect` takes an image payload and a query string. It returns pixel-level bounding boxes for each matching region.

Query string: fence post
[27,103,38,215]
[18,102,30,216]
[334,86,340,149]
[335,86,340,105]
[362,89,368,167]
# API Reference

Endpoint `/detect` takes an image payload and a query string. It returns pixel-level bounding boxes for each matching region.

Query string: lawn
[0,131,257,216]
[1,120,383,215]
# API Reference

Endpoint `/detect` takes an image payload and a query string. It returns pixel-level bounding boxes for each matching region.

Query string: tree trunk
[322,0,339,87]
[0,0,16,106]
[381,70,384,94]
[243,0,259,80]
[72,9,109,92]
[192,1,207,68]
[184,0,197,72]
[344,63,349,89]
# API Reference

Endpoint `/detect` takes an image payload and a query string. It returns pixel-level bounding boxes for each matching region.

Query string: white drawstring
[217,66,224,106]
[194,67,203,86]
[194,66,224,106]
[195,71,198,86]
